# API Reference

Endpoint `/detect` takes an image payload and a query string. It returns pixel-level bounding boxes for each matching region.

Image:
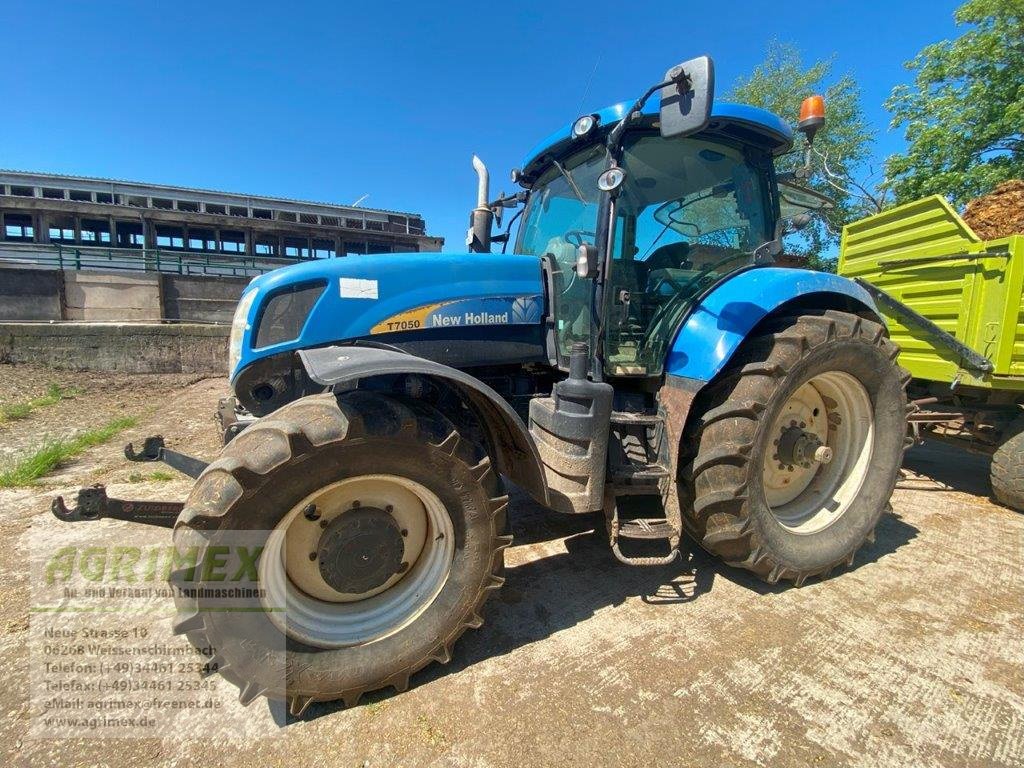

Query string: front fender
[298,345,548,505]
[665,267,881,382]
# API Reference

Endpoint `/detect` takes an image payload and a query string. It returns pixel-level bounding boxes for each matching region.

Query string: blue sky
[1,0,963,251]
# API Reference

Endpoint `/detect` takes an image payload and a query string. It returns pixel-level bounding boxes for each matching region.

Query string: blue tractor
[53,57,909,716]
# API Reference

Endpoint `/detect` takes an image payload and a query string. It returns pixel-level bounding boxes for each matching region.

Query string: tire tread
[171,390,508,714]
[680,311,911,584]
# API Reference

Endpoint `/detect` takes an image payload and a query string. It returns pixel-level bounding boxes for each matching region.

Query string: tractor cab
[517,109,782,376]
[505,58,826,379]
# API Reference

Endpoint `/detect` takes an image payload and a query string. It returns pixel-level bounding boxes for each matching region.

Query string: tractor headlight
[572,114,599,139]
[228,288,258,379]
[597,167,626,192]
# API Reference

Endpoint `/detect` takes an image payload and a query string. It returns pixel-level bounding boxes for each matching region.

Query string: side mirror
[659,55,715,139]
[576,243,598,278]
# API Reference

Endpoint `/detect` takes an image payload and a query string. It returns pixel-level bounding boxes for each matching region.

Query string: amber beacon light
[798,95,826,142]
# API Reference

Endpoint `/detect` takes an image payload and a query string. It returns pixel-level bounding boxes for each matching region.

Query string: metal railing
[0,243,311,277]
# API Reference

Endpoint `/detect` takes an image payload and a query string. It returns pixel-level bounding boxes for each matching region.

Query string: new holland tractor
[52,56,911,716]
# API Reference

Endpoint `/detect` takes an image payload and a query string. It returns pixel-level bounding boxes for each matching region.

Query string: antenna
[574,54,602,117]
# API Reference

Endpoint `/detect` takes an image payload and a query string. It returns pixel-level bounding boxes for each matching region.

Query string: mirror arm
[606,78,675,156]
[488,190,528,210]
[496,195,528,254]
[801,140,813,177]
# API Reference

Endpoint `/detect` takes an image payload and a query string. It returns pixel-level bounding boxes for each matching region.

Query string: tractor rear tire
[680,310,911,585]
[991,418,1024,512]
[170,390,510,716]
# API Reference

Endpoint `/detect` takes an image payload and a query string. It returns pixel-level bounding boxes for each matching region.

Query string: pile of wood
[962,180,1024,240]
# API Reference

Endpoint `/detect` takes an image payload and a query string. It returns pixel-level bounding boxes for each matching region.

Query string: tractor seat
[636,241,691,290]
[644,241,692,272]
[646,268,704,298]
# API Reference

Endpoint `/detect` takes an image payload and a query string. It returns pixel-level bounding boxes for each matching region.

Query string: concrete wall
[0,323,229,373]
[161,274,247,324]
[0,266,249,323]
[63,270,162,322]
[0,266,63,321]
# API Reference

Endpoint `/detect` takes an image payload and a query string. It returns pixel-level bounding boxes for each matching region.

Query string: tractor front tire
[170,390,509,716]
[680,310,910,585]
[991,418,1024,512]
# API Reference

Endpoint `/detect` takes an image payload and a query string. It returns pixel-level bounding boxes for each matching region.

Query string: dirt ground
[0,363,1022,767]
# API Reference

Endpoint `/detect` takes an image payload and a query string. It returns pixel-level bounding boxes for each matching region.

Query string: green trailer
[839,195,1024,510]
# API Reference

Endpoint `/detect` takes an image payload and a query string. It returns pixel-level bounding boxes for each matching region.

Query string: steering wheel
[564,230,596,247]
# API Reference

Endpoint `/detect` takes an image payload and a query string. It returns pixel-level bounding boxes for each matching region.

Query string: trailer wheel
[170,391,509,717]
[680,310,911,585]
[991,418,1024,512]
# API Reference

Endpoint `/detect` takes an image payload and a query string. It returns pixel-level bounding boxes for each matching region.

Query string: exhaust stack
[467,155,494,253]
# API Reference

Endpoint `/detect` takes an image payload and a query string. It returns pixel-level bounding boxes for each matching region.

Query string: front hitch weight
[51,485,183,528]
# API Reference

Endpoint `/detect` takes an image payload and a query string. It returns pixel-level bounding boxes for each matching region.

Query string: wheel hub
[316,507,406,594]
[776,424,832,469]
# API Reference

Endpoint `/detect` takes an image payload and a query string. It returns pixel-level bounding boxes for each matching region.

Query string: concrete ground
[0,364,1021,767]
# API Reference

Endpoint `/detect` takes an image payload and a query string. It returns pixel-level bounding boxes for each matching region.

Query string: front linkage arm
[52,485,182,528]
[51,436,210,528]
[124,435,209,479]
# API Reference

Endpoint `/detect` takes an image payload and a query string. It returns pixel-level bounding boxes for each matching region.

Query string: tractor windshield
[517,143,609,363]
[604,133,771,376]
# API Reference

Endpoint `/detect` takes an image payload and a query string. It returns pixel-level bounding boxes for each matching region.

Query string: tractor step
[602,487,680,567]
[609,462,671,497]
[609,464,670,484]
[608,410,668,493]
[610,411,663,427]
[617,518,678,540]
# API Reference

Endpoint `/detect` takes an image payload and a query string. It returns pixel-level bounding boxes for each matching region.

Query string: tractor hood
[230,252,546,381]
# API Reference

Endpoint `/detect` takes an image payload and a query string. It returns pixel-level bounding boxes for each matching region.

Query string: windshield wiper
[552,158,586,203]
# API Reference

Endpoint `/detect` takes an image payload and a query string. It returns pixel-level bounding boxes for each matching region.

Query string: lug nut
[308,552,317,561]
[303,504,320,521]
[814,446,834,464]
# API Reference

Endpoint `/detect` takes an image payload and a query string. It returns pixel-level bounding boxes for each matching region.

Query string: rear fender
[666,267,883,382]
[659,268,885,518]
[299,345,548,504]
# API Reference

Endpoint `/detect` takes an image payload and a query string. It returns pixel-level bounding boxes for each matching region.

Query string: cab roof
[521,101,794,181]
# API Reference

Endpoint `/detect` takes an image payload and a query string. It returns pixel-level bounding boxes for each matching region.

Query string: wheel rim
[259,474,454,648]
[762,371,874,534]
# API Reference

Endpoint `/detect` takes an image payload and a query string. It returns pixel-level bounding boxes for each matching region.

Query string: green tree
[885,0,1024,205]
[727,42,877,269]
